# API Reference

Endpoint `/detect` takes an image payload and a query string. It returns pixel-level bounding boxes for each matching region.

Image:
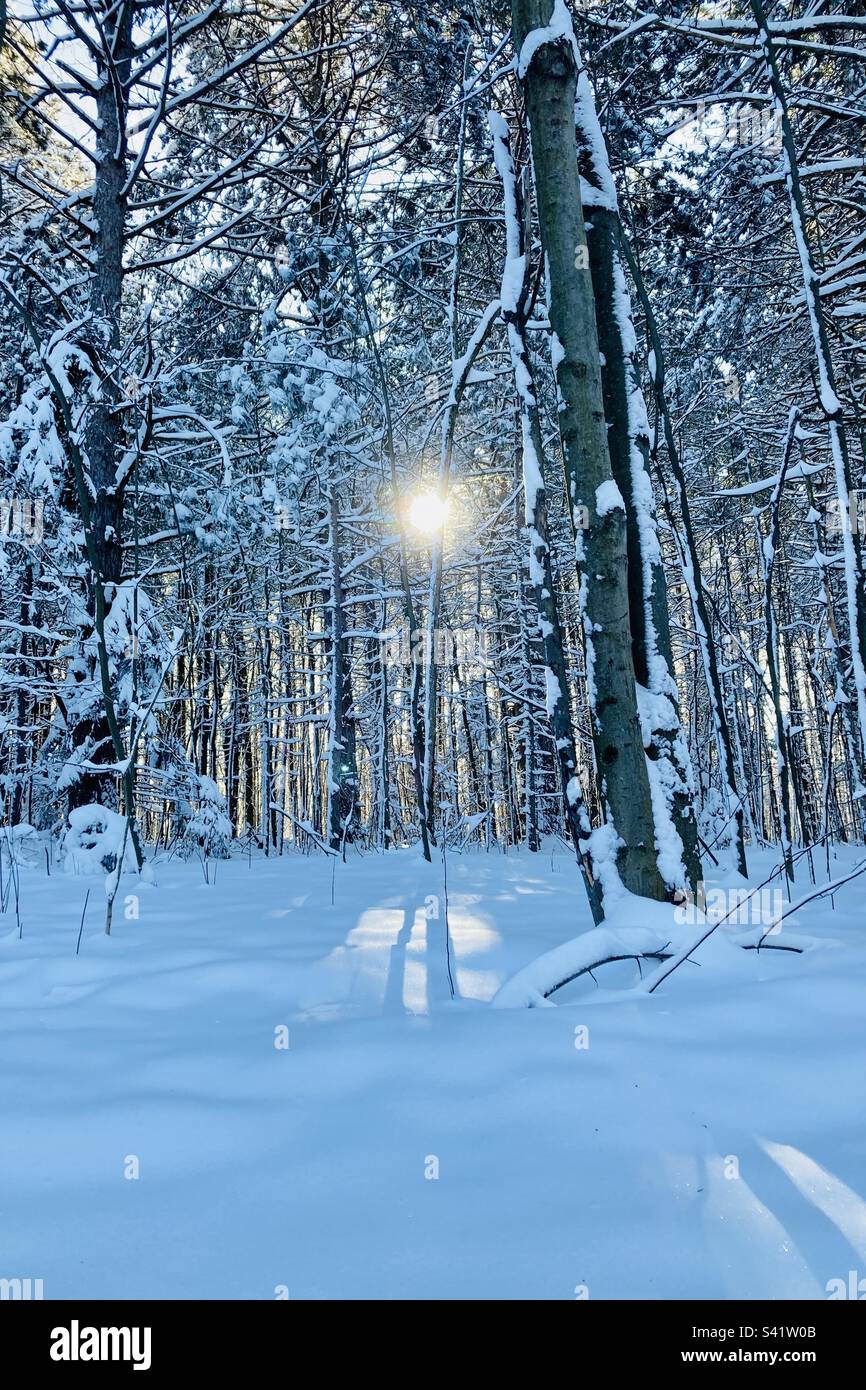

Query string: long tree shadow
[382,907,415,1015]
[380,897,455,1015]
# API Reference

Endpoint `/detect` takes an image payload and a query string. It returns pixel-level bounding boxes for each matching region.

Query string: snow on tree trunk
[511,0,666,901]
[490,109,603,922]
[575,67,700,895]
[326,492,358,852]
[750,0,866,773]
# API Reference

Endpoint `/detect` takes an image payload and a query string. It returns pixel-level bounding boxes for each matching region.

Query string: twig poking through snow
[76,891,89,957]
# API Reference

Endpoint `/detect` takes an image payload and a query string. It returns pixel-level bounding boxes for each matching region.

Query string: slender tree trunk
[619,231,749,879]
[326,491,358,850]
[761,412,800,881]
[490,109,603,918]
[344,212,431,860]
[11,562,32,825]
[751,0,866,767]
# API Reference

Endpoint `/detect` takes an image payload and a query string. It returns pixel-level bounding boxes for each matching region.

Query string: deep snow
[1,838,864,1300]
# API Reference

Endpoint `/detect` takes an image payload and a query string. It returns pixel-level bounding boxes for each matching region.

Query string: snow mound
[63,805,135,875]
[0,823,41,866]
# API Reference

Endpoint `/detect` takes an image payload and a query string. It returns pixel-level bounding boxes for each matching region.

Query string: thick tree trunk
[67,2,132,814]
[511,0,666,900]
[581,135,700,894]
[55,4,145,873]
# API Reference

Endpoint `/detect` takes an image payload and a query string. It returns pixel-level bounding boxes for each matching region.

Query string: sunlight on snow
[760,1140,866,1262]
[331,904,502,1012]
[345,909,406,945]
[701,1154,822,1300]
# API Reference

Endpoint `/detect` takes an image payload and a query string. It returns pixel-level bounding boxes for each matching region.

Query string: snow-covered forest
[1,0,866,1311]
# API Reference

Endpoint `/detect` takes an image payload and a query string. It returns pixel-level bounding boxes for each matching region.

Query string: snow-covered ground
[1,839,864,1300]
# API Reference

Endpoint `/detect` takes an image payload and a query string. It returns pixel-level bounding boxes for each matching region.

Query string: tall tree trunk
[761,411,800,881]
[326,491,358,850]
[344,212,431,860]
[10,562,32,825]
[490,109,603,919]
[511,0,665,900]
[576,77,699,893]
[751,0,866,768]
[68,1,134,814]
[619,231,749,879]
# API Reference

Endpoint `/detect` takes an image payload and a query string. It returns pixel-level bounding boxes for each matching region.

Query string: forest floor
[1,838,864,1300]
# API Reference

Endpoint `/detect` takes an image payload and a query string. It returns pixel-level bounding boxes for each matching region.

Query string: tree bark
[68,2,134,814]
[578,97,700,893]
[490,109,603,919]
[511,0,666,899]
[618,230,749,880]
[326,491,358,850]
[750,0,866,769]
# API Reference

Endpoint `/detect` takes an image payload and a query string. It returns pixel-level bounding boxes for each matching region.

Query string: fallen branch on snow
[492,898,826,1007]
[493,925,675,1008]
